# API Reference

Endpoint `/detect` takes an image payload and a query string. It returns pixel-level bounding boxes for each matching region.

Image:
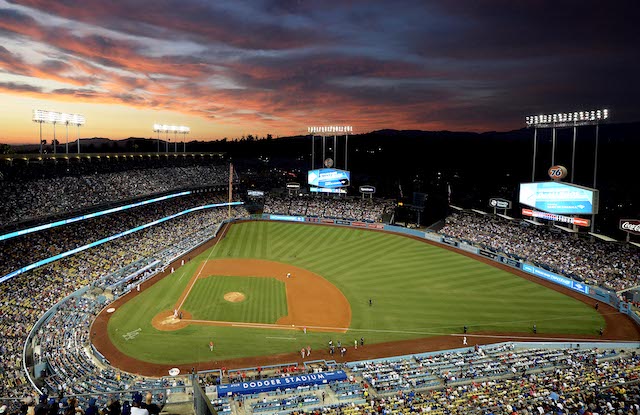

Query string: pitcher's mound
[224,292,246,303]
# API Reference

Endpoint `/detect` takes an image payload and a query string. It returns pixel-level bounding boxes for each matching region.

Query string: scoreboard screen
[519,182,598,215]
[308,168,350,188]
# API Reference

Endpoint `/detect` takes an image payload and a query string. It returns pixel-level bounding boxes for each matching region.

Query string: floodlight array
[33,109,85,125]
[307,125,353,134]
[525,109,609,127]
[153,124,190,133]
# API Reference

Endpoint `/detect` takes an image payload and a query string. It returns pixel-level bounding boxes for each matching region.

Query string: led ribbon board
[0,191,192,242]
[0,201,244,284]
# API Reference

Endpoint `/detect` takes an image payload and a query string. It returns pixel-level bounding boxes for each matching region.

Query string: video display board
[519,182,598,215]
[308,168,350,188]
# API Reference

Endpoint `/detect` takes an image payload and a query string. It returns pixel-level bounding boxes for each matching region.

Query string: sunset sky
[0,0,638,144]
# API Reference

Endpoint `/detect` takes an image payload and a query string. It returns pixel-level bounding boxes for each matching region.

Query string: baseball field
[100,220,608,372]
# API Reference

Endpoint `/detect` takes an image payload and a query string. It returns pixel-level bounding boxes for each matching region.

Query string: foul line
[177,224,227,311]
[449,333,634,343]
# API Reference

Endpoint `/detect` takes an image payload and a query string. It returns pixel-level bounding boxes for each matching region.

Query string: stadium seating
[263,195,394,223]
[0,161,230,227]
[0,192,248,404]
[441,211,640,291]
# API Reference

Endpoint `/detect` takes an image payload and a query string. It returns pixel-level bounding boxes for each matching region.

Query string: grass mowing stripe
[109,221,605,364]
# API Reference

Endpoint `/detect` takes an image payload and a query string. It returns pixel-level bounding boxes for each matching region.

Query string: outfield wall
[258,214,627,314]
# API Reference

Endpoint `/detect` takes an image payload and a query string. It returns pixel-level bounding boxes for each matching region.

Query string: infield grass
[182,276,287,323]
[107,220,604,364]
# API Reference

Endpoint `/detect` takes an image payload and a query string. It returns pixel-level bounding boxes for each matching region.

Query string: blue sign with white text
[269,215,305,222]
[522,264,589,295]
[308,169,351,188]
[216,371,347,396]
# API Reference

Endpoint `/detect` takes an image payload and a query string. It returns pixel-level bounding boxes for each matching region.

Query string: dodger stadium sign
[217,371,347,396]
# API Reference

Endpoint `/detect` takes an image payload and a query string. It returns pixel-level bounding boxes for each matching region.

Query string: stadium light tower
[32,110,46,154]
[72,114,86,154]
[307,125,353,170]
[525,108,609,232]
[525,109,609,182]
[34,110,85,155]
[153,124,190,153]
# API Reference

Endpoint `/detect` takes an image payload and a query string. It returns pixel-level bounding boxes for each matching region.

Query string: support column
[571,125,577,182]
[345,134,348,171]
[322,135,326,164]
[591,124,599,232]
[531,128,537,182]
[551,127,556,166]
[311,135,315,170]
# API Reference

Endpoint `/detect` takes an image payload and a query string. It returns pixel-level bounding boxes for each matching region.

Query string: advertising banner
[522,209,590,227]
[619,219,640,236]
[489,198,512,209]
[458,243,479,254]
[442,237,458,247]
[217,371,347,396]
[522,264,589,295]
[478,249,498,259]
[368,223,384,229]
[310,186,347,194]
[499,256,521,268]
[269,215,305,222]
[334,220,351,225]
[519,182,598,215]
[424,233,442,242]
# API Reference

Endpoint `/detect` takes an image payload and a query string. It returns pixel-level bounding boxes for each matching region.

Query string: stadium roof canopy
[588,232,618,242]
[554,225,579,233]
[497,213,515,221]
[449,205,464,211]
[472,209,488,215]
[630,241,640,249]
[523,219,544,226]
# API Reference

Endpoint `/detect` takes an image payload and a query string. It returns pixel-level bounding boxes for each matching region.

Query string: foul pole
[228,163,233,218]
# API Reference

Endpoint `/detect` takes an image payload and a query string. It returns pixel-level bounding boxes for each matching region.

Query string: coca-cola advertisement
[619,219,640,235]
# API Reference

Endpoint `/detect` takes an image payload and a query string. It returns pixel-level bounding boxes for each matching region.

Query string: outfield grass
[182,276,287,323]
[107,221,604,364]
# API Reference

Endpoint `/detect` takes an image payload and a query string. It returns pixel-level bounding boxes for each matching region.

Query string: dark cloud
[0,81,42,92]
[1,0,639,132]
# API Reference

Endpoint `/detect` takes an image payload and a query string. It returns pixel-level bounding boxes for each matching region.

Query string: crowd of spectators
[0,191,247,403]
[1,390,166,415]
[193,344,640,415]
[0,192,227,277]
[263,196,394,223]
[440,212,640,291]
[0,162,230,227]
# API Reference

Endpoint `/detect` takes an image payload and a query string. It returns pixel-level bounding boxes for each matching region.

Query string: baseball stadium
[1,124,640,415]
[2,3,640,415]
